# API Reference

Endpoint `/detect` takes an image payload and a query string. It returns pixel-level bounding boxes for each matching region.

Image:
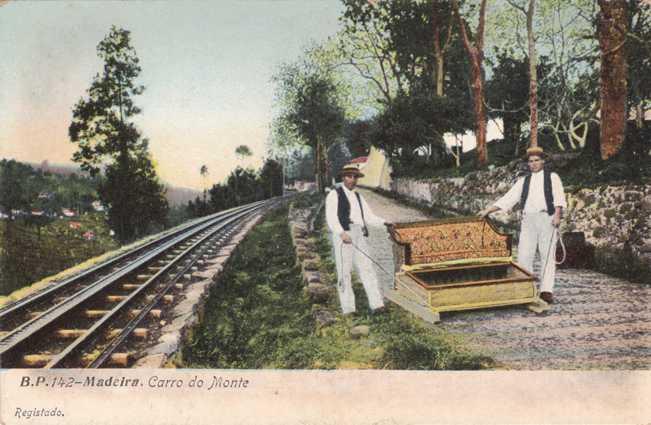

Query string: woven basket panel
[391,219,510,265]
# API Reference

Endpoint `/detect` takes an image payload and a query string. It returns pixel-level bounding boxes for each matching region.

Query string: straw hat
[338,164,365,178]
[525,146,546,159]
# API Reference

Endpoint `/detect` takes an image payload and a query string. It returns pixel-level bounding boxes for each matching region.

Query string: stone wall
[391,161,651,264]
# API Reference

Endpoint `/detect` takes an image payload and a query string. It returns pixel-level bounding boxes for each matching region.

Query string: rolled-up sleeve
[493,178,525,212]
[326,190,344,235]
[551,173,567,208]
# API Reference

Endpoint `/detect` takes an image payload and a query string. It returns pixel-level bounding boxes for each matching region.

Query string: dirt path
[358,188,651,370]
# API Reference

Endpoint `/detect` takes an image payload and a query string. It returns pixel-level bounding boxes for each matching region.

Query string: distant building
[38,191,55,200]
[349,156,368,169]
[61,208,76,217]
[91,201,105,212]
[293,181,316,192]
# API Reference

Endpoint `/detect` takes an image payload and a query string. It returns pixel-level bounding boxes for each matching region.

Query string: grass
[181,203,495,370]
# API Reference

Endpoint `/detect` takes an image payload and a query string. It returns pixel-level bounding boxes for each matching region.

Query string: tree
[0,160,37,220]
[200,165,209,205]
[273,53,347,193]
[235,145,253,161]
[258,159,283,198]
[505,0,540,148]
[452,0,490,165]
[597,0,628,160]
[486,52,530,153]
[68,26,168,242]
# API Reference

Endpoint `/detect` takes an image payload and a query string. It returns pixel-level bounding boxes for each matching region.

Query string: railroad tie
[145,294,174,304]
[28,311,44,319]
[136,274,152,281]
[22,354,53,368]
[106,295,128,303]
[107,328,149,339]
[84,310,110,318]
[55,329,87,339]
[108,353,130,367]
[129,309,162,319]
[159,283,184,290]
[122,283,142,290]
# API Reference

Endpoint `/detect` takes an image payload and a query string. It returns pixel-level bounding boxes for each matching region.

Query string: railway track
[0,199,278,368]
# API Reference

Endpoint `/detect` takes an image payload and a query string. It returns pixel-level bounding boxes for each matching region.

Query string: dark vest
[336,187,368,235]
[520,169,555,215]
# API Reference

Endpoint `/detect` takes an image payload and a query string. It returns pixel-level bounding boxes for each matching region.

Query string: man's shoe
[540,292,553,304]
[371,306,388,315]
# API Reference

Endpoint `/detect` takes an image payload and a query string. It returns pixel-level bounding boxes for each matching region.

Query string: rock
[350,325,370,339]
[312,309,337,327]
[641,196,651,212]
[302,259,320,271]
[305,283,330,303]
[639,243,651,254]
[303,271,321,284]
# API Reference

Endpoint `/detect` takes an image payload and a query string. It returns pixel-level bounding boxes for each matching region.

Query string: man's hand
[478,207,495,218]
[552,214,561,227]
[341,232,352,244]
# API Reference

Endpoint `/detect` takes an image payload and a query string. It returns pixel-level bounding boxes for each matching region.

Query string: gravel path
[358,188,651,370]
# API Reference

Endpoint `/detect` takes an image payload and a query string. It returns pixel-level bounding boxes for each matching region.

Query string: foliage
[272,46,348,192]
[188,159,284,218]
[68,26,168,242]
[234,145,252,160]
[0,214,118,296]
[372,90,471,173]
[0,160,38,219]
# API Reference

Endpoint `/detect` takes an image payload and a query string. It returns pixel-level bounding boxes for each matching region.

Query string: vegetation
[182,203,494,370]
[0,214,118,296]
[69,26,168,242]
[186,159,283,218]
[268,0,649,184]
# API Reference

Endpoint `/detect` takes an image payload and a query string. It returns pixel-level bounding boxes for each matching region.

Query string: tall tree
[69,26,168,241]
[597,0,628,160]
[452,0,489,165]
[200,164,209,205]
[506,0,540,148]
[235,145,253,162]
[0,160,38,220]
[273,55,347,193]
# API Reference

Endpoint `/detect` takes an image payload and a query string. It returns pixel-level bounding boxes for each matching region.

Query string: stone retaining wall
[391,161,651,265]
[287,202,337,328]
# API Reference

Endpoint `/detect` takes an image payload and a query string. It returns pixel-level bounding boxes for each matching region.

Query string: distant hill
[30,160,86,176]
[165,186,201,207]
[25,161,199,207]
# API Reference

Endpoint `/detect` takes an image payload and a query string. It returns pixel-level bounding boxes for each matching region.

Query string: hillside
[26,160,200,207]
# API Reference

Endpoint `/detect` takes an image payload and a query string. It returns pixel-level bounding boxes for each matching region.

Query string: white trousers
[517,212,557,293]
[332,225,385,314]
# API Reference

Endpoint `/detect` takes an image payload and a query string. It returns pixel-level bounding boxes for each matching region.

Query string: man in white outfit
[479,147,566,304]
[326,164,387,315]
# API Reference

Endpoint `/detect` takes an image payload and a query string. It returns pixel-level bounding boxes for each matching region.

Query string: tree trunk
[527,0,538,148]
[469,50,488,165]
[436,54,445,97]
[598,0,628,160]
[453,0,488,166]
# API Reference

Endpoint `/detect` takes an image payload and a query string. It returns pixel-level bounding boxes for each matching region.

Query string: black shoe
[540,292,553,304]
[371,306,388,315]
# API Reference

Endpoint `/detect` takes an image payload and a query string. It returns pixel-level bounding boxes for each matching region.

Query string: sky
[0,0,343,190]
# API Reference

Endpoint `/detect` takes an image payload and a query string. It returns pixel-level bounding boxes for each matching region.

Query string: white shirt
[325,185,385,235]
[494,170,567,213]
